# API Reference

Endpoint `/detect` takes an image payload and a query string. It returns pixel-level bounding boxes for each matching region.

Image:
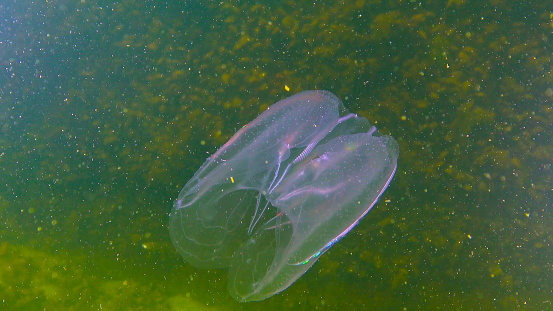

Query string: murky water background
[1,0,551,310]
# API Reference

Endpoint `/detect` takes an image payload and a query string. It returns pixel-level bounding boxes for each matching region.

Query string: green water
[0,0,551,310]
